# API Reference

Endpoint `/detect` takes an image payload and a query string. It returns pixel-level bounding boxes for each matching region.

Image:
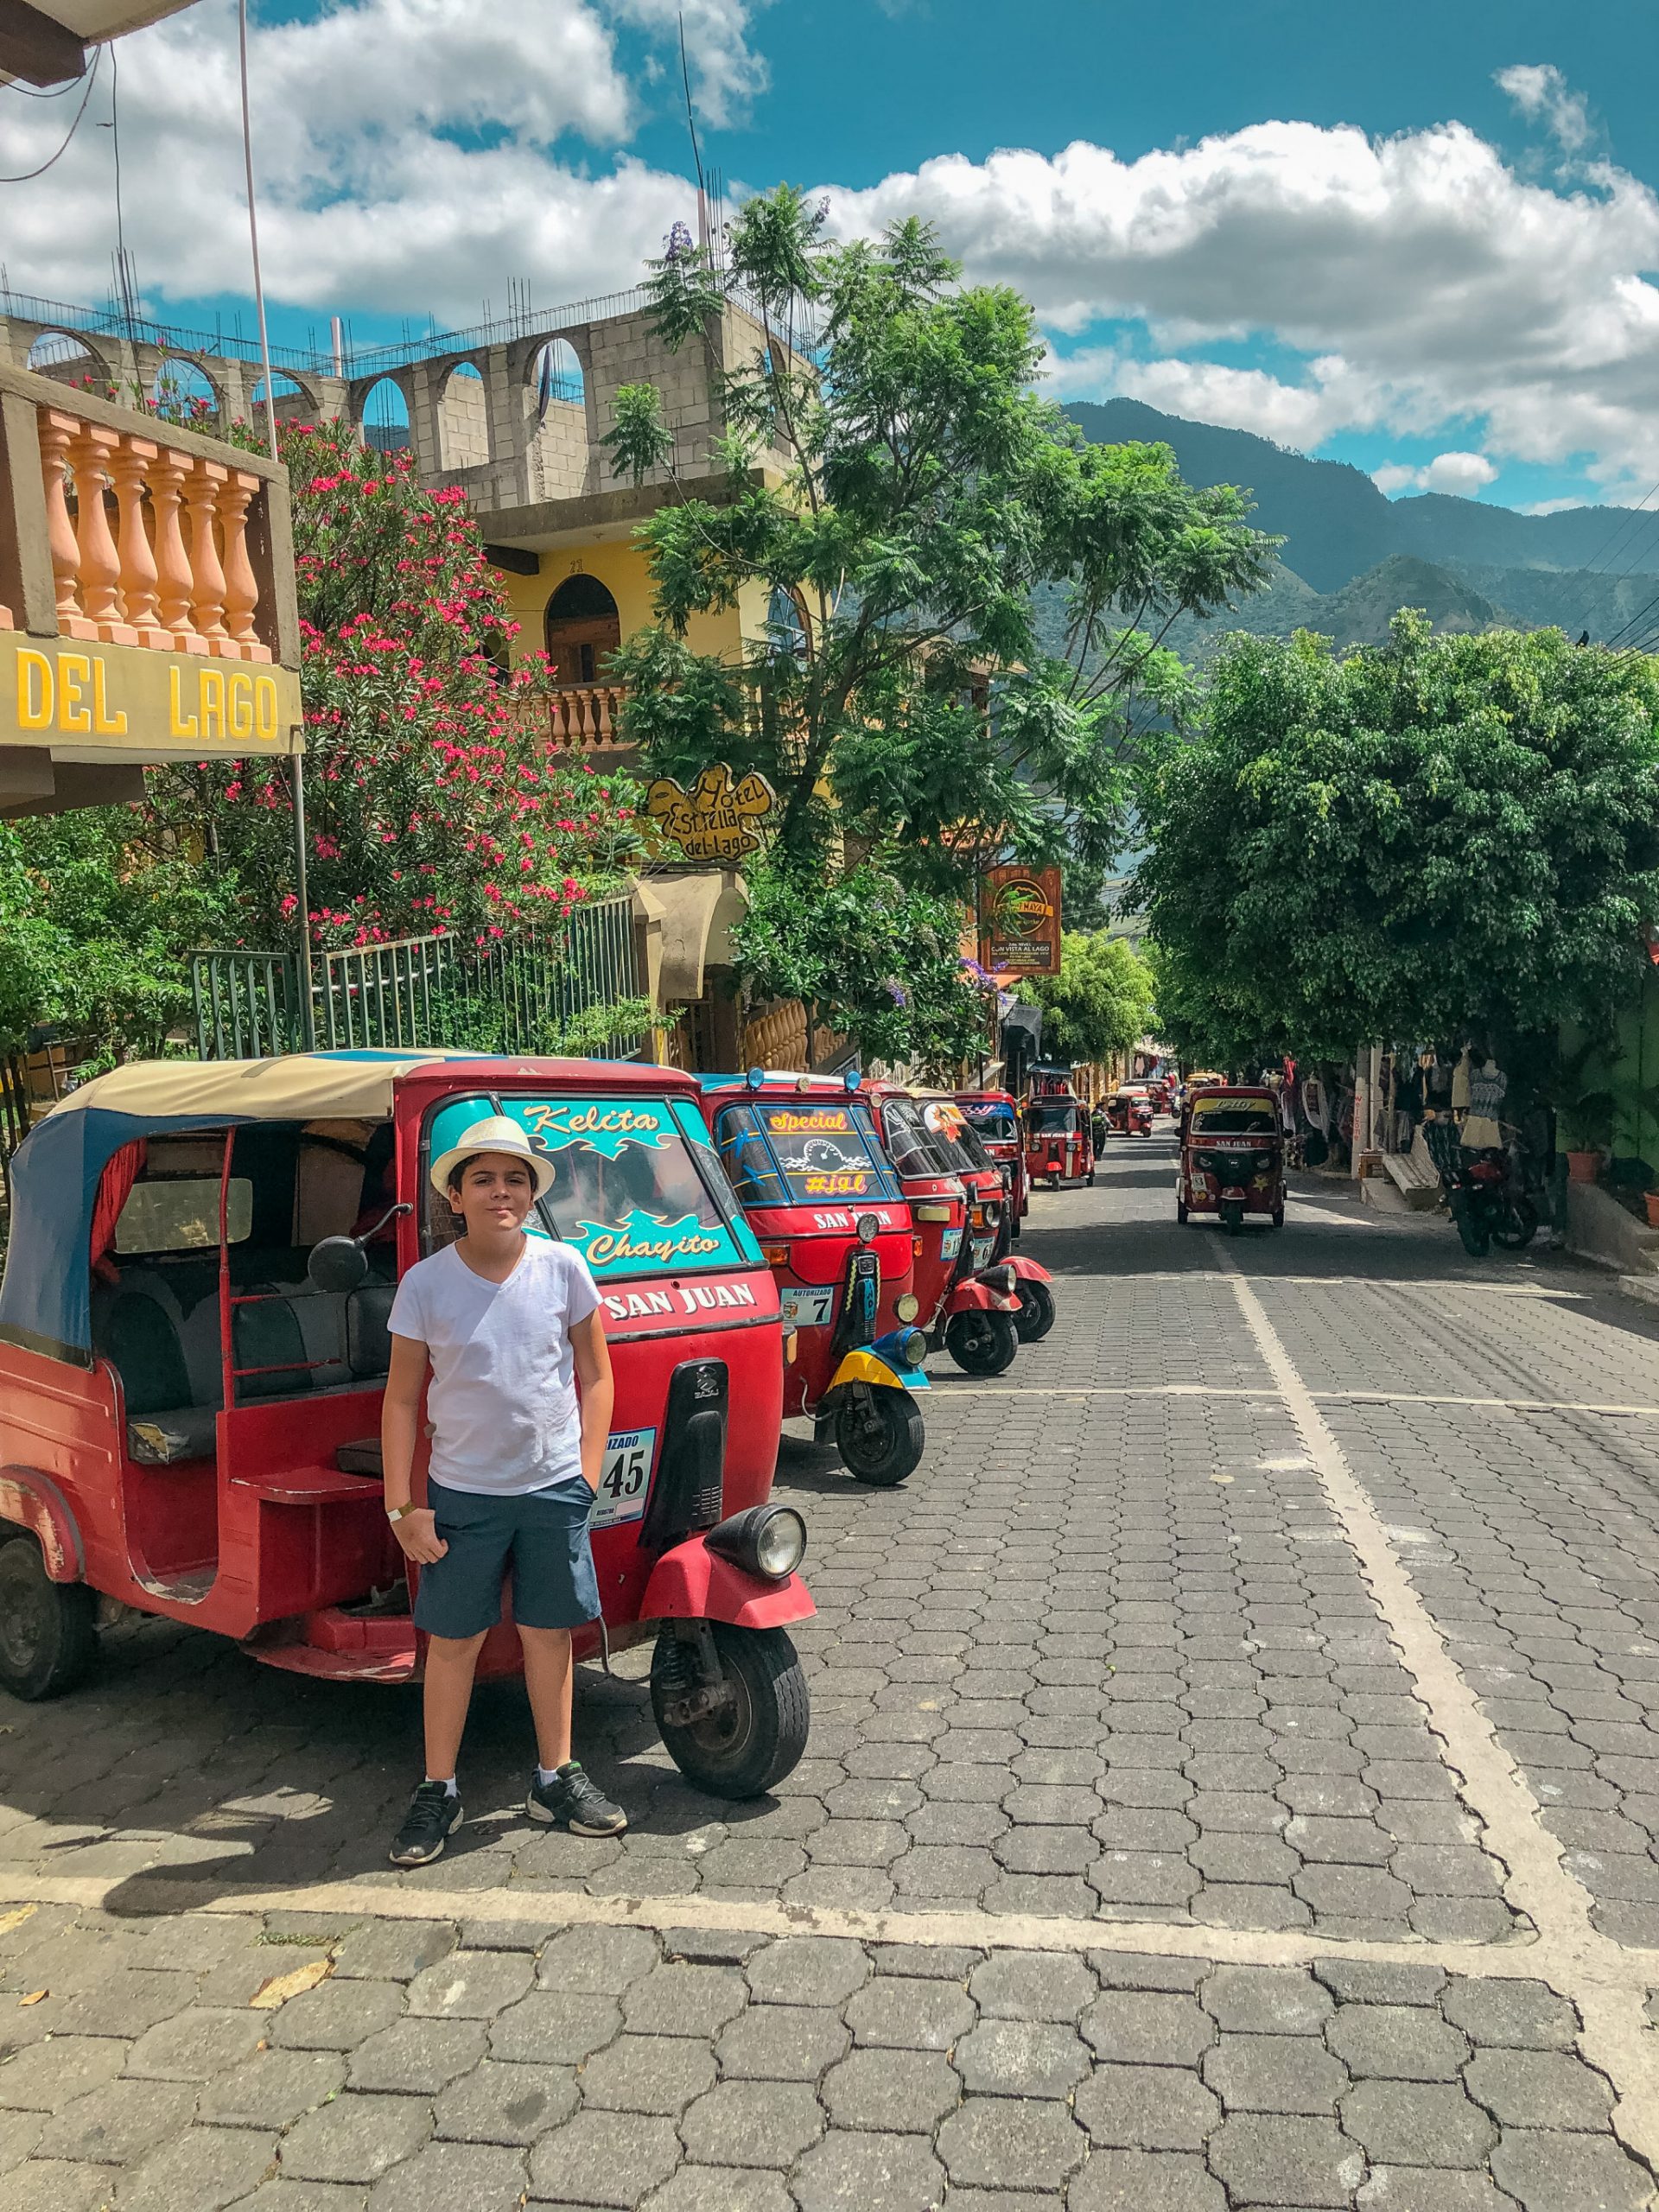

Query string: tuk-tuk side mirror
[308,1236,370,1295]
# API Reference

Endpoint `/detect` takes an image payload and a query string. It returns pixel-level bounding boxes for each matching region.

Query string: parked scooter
[1425,1120,1539,1256]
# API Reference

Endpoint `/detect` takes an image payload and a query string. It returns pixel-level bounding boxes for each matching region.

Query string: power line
[0,45,101,183]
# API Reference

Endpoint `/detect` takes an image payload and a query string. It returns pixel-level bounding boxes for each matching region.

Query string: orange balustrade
[38,407,274,664]
[505,683,631,749]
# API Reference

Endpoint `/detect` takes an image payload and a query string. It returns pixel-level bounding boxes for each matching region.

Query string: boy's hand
[390,1509,448,1565]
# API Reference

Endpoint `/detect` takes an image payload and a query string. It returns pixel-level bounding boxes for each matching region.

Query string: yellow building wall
[499,537,765,667]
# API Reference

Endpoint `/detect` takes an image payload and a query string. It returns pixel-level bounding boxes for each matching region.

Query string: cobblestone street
[3,1132,1659,2209]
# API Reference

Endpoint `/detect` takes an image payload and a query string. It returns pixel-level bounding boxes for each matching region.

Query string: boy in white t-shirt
[382,1114,627,1866]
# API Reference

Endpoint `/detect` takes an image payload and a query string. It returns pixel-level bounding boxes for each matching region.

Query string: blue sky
[3,0,1656,512]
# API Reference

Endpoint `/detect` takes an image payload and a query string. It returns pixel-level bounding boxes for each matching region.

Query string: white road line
[3,1870,1657,1985]
[937,1382,1659,1418]
[1217,1249,1659,2183]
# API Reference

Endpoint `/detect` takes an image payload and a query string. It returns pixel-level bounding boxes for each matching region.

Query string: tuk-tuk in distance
[0,1052,813,1800]
[1105,1084,1155,1137]
[699,1071,930,1488]
[1177,1083,1287,1233]
[1024,1083,1096,1190]
[863,1084,1021,1376]
[905,1090,1056,1346]
[955,1087,1027,1235]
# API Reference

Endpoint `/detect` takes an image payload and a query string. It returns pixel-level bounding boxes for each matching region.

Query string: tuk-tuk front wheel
[0,1535,96,1701]
[652,1622,810,1800]
[834,1387,925,1486]
[945,1309,1019,1376]
[1014,1279,1056,1343]
[1220,1201,1244,1234]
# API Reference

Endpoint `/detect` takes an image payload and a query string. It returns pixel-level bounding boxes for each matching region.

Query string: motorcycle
[1425,1120,1539,1257]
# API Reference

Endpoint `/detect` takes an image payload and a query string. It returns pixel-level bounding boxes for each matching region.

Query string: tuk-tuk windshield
[1027,1100,1079,1135]
[961,1099,1017,1143]
[723,1100,901,1205]
[1190,1098,1278,1136]
[919,1099,994,1177]
[880,1098,952,1179]
[424,1092,748,1280]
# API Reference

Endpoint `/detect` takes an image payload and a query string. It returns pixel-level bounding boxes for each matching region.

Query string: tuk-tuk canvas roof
[41,1051,491,1127]
[0,1052,491,1363]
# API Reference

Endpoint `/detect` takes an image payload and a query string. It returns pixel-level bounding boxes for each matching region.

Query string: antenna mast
[678,12,708,250]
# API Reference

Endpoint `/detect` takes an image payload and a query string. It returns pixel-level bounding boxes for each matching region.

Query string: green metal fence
[192,894,645,1063]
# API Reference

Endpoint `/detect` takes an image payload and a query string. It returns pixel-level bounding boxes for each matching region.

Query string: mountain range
[1060,399,1659,653]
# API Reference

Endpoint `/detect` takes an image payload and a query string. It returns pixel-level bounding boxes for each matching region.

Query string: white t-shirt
[387,1238,601,1497]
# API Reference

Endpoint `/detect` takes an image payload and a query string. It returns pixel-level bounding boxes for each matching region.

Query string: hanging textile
[90,1140,147,1284]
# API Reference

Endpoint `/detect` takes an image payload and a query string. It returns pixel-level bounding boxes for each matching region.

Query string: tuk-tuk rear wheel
[835,1389,925,1486]
[1014,1280,1056,1343]
[651,1623,810,1800]
[945,1309,1019,1376]
[0,1535,96,1702]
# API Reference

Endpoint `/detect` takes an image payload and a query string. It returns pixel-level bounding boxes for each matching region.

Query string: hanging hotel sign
[2,634,302,757]
[980,864,1062,976]
[645,762,776,865]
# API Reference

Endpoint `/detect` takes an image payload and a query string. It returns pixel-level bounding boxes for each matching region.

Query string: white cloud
[0,0,750,321]
[1372,451,1499,498]
[1497,63,1591,154]
[819,112,1659,486]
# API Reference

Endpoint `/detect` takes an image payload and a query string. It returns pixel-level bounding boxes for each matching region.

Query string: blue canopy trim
[0,1107,249,1364]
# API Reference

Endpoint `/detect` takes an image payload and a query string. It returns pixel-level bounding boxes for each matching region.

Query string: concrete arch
[354,373,411,453]
[25,328,111,391]
[527,335,585,417]
[435,357,489,470]
[152,353,224,428]
[251,369,321,426]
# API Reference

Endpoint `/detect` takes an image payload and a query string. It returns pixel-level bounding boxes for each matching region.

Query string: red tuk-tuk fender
[640,1534,816,1630]
[1003,1255,1052,1289]
[945,1277,1020,1318]
[0,1465,85,1583]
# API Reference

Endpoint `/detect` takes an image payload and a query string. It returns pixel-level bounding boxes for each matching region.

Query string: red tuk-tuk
[909,1091,1056,1344]
[0,1053,813,1799]
[699,1072,930,1488]
[956,1087,1028,1234]
[864,1085,1021,1375]
[1177,1084,1287,1233]
[1105,1084,1154,1137]
[1025,1079,1096,1189]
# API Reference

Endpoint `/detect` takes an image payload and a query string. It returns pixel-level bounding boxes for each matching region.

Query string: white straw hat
[429,1114,556,1200]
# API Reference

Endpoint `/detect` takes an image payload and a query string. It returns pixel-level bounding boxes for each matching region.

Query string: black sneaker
[389,1781,463,1866]
[526,1761,627,1836]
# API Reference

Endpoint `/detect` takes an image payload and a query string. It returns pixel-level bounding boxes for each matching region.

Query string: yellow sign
[645,763,775,865]
[2,634,302,758]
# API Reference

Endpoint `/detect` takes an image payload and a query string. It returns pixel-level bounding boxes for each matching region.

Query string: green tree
[0,808,233,1055]
[1016,931,1155,1065]
[731,860,988,1075]
[1131,615,1659,1064]
[606,191,1274,1049]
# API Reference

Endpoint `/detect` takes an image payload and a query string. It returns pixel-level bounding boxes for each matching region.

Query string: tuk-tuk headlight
[895,1293,920,1323]
[706,1503,806,1581]
[855,1212,880,1244]
[897,1326,928,1370]
[1253,1153,1274,1174]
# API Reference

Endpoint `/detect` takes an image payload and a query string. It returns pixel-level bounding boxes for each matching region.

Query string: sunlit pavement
[3,1126,1659,2208]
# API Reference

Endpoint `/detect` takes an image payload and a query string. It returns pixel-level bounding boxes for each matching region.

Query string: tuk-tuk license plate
[940,1228,963,1260]
[780,1288,836,1328]
[590,1428,658,1529]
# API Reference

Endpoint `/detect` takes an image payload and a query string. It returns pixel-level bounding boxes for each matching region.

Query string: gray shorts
[414,1476,601,1640]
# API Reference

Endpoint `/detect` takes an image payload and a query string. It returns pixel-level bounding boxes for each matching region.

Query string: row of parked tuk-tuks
[0,1054,1060,1807]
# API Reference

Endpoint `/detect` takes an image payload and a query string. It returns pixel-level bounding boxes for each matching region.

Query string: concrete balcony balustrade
[0,362,302,816]
[505,681,632,751]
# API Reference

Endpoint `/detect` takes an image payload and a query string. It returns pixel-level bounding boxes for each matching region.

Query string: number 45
[604,1446,648,1499]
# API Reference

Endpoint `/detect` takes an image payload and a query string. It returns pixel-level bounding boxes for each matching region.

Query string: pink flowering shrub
[146,417,642,950]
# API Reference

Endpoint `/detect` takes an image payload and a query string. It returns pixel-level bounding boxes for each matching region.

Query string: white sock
[425,1777,458,1797]
[536,1764,570,1789]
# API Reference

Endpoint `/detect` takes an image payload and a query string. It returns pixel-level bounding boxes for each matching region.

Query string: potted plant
[1560,1088,1613,1184]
